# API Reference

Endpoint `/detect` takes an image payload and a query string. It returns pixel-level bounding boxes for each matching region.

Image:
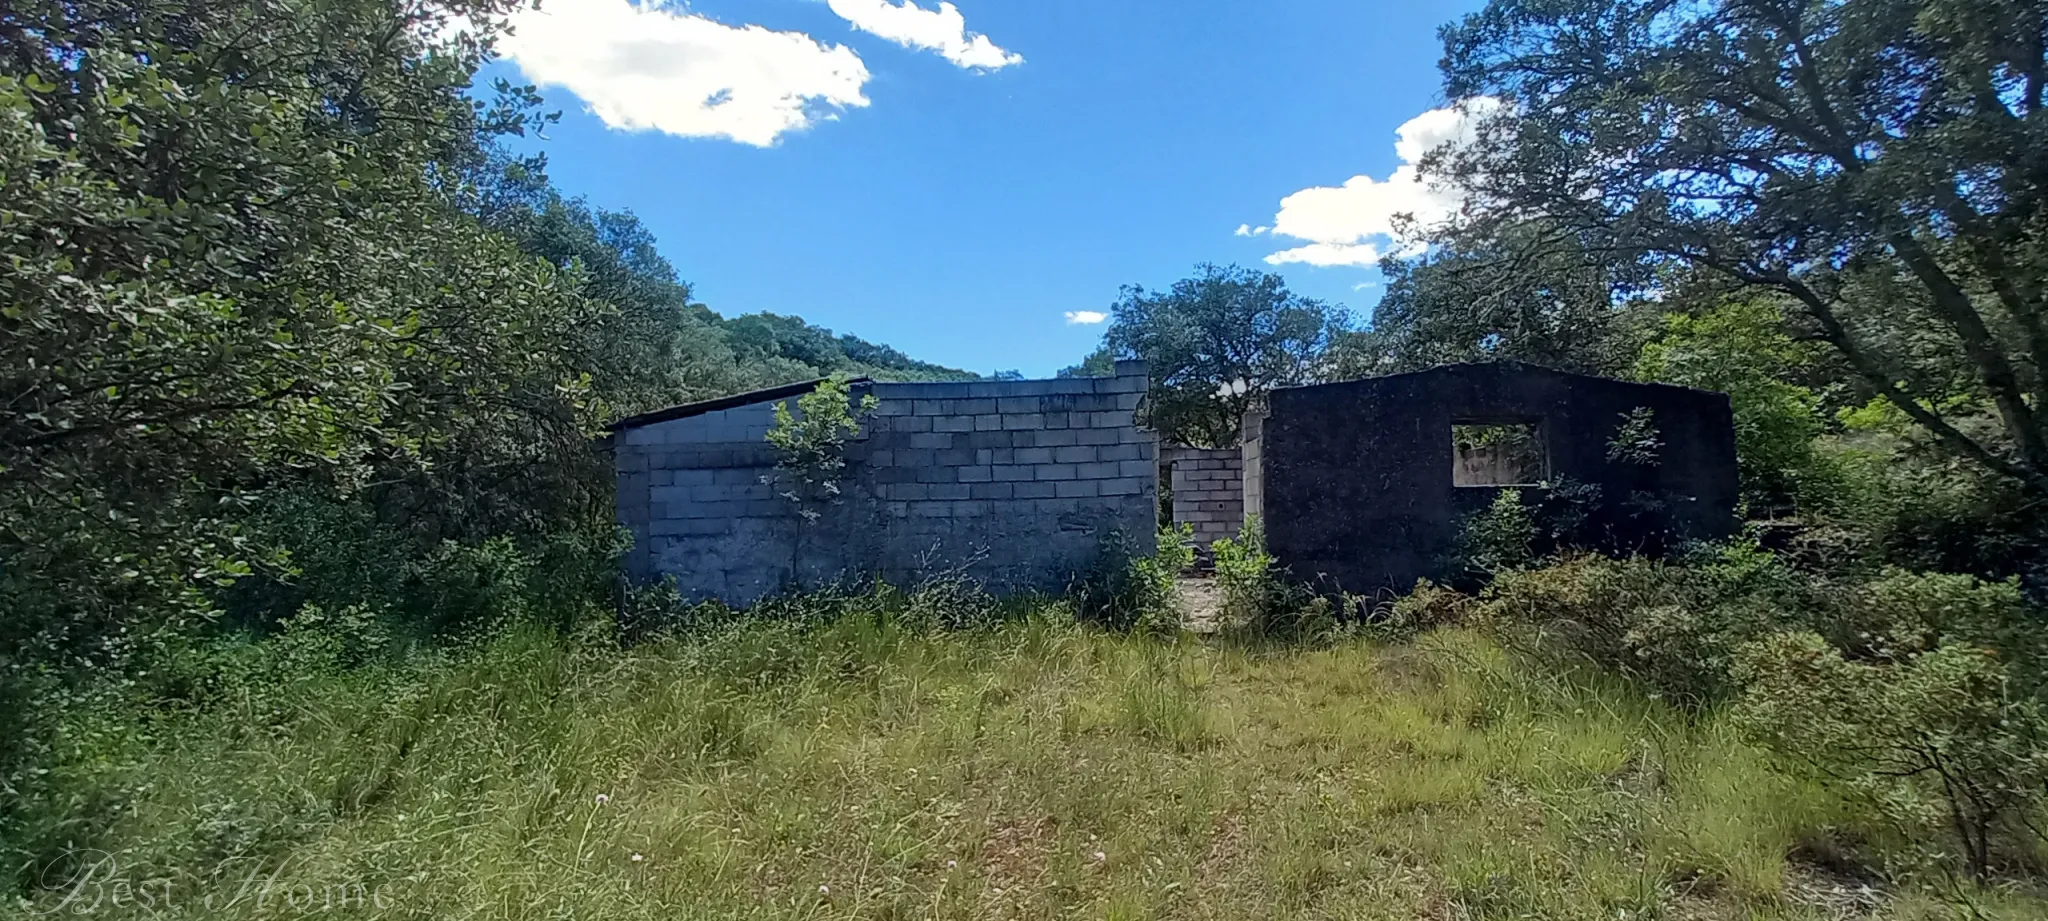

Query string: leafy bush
[406,537,536,638]
[1479,544,1810,705]
[1071,525,1191,633]
[1449,481,1623,585]
[1212,518,1275,620]
[1735,634,2048,878]
[1633,298,1842,516]
[897,568,1006,632]
[1454,542,2048,879]
[1605,406,1663,466]
[1370,578,1477,639]
[1820,568,2043,688]
[1212,517,1334,639]
[764,375,877,520]
[1456,490,1538,577]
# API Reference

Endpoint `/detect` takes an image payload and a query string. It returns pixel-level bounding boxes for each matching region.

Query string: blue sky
[485,0,1487,377]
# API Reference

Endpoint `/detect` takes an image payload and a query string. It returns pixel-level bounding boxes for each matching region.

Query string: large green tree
[1440,0,2048,492]
[1335,221,1654,379]
[1100,264,1351,447]
[0,0,606,798]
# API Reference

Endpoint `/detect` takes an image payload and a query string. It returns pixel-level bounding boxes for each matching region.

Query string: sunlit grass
[24,614,2048,919]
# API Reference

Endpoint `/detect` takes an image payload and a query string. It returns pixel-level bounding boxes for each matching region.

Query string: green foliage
[1072,525,1190,633]
[1334,221,1655,379]
[1824,425,2048,588]
[1099,264,1352,447]
[723,312,976,385]
[1819,568,2045,696]
[0,0,978,848]
[1371,579,1477,640]
[1055,344,1118,379]
[1211,518,1275,621]
[1478,546,1812,705]
[0,0,613,837]
[1634,299,1840,514]
[1434,539,2048,882]
[1456,490,1539,577]
[1735,634,2048,879]
[265,603,396,678]
[1605,407,1662,467]
[1211,517,1331,639]
[1441,0,2048,493]
[1135,524,1197,635]
[481,195,974,415]
[33,613,2022,919]
[764,376,878,520]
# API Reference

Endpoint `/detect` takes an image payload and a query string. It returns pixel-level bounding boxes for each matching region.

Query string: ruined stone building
[612,359,1738,608]
[609,362,1158,606]
[1242,362,1739,596]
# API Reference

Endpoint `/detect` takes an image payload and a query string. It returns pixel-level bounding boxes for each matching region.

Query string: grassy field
[19,609,2048,920]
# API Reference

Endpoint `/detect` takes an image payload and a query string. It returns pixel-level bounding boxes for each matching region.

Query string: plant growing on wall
[764,376,878,522]
[1607,407,1663,467]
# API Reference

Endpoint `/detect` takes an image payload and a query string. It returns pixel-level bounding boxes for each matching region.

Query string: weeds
[23,607,2034,919]
[1071,525,1191,633]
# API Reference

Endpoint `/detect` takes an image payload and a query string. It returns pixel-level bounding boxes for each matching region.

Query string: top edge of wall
[867,361,1147,400]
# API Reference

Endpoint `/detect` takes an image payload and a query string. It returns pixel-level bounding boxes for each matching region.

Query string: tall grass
[12,611,2045,919]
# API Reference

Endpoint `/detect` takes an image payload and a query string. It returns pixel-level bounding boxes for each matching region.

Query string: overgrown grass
[15,610,2047,919]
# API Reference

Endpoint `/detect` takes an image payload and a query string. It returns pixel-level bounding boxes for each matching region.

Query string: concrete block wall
[613,361,1157,606]
[1241,409,1266,525]
[613,400,797,604]
[1162,445,1243,547]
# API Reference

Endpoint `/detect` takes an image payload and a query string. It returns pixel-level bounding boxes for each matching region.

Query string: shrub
[407,536,536,638]
[764,375,877,521]
[1212,517,1276,621]
[1819,568,2045,691]
[1455,490,1537,577]
[1071,525,1191,632]
[901,568,1005,632]
[1734,633,2048,879]
[1212,517,1334,639]
[1449,482,1613,583]
[1479,544,1809,705]
[1371,578,1477,639]
[619,578,731,640]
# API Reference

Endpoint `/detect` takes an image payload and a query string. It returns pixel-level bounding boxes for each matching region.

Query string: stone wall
[1257,362,1738,596]
[1241,410,1265,525]
[1162,445,1243,547]
[612,362,1158,606]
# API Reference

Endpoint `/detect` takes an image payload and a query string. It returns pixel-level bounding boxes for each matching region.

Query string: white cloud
[1264,242,1381,268]
[1234,224,1252,236]
[1254,97,1503,267]
[1064,311,1108,325]
[496,0,871,146]
[826,0,1022,69]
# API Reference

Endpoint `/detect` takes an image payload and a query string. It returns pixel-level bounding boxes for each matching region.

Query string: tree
[0,0,589,649]
[1101,264,1351,447]
[1334,221,1655,379]
[1057,345,1117,379]
[1635,297,1840,515]
[1440,0,2048,493]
